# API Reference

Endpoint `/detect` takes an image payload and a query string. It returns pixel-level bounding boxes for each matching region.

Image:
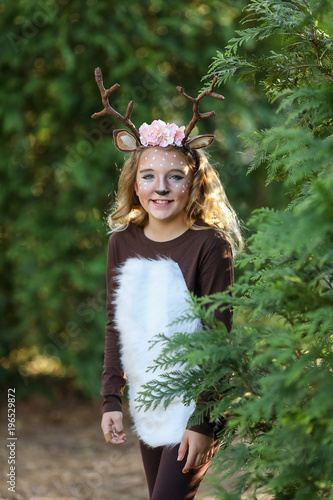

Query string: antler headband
[91,67,224,153]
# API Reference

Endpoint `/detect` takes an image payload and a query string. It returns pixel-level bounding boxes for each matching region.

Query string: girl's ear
[186,135,214,149]
[113,129,140,152]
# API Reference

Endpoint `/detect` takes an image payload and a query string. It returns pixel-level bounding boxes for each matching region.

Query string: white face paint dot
[154,149,158,152]
[162,158,165,161]
[174,154,176,157]
[145,157,147,160]
[182,190,185,193]
[152,157,155,160]
[180,161,183,164]
[165,152,168,155]
[171,163,173,165]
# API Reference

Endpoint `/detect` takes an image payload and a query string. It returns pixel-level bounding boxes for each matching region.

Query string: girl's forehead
[138,147,189,170]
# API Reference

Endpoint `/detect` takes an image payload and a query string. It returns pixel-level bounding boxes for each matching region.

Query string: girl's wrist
[103,395,123,414]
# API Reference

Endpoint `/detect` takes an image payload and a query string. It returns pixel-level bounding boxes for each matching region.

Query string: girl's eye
[170,175,184,181]
[141,174,155,180]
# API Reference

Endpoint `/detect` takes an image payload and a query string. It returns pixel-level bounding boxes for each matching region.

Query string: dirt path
[0,395,218,500]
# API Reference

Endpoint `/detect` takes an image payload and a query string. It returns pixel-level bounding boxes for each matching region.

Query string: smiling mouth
[151,199,173,205]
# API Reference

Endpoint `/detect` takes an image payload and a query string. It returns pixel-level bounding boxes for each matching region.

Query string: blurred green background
[1,0,285,399]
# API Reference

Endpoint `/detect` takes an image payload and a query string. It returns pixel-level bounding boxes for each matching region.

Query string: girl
[92,68,243,500]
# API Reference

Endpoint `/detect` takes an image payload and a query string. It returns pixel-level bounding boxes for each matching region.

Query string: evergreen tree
[137,1,333,498]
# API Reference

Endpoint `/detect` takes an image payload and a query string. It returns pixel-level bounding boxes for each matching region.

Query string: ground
[0,394,219,500]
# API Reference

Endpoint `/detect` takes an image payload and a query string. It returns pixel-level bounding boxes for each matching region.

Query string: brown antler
[91,67,140,139]
[176,76,225,141]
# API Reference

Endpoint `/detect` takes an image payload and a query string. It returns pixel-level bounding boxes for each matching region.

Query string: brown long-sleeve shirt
[102,222,233,437]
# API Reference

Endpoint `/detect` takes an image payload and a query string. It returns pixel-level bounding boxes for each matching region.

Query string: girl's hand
[177,429,216,473]
[101,411,126,445]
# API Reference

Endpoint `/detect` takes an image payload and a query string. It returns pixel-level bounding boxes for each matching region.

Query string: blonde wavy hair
[107,145,243,255]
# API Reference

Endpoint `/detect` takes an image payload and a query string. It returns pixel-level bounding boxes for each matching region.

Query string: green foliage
[139,0,333,498]
[208,0,333,97]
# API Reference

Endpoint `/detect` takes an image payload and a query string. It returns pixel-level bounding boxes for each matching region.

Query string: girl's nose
[156,177,169,194]
[155,189,170,196]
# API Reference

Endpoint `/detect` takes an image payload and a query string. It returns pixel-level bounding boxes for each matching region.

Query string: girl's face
[135,147,193,226]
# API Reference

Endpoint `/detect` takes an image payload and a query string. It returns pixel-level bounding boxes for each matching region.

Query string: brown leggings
[139,440,216,500]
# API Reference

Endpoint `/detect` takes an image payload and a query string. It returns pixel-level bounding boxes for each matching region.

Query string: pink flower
[139,120,185,147]
[138,122,150,146]
[150,120,167,145]
[166,122,178,136]
[174,125,185,146]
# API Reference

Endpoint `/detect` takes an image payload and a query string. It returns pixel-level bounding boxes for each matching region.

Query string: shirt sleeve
[188,231,234,437]
[101,236,127,413]
[198,231,234,332]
